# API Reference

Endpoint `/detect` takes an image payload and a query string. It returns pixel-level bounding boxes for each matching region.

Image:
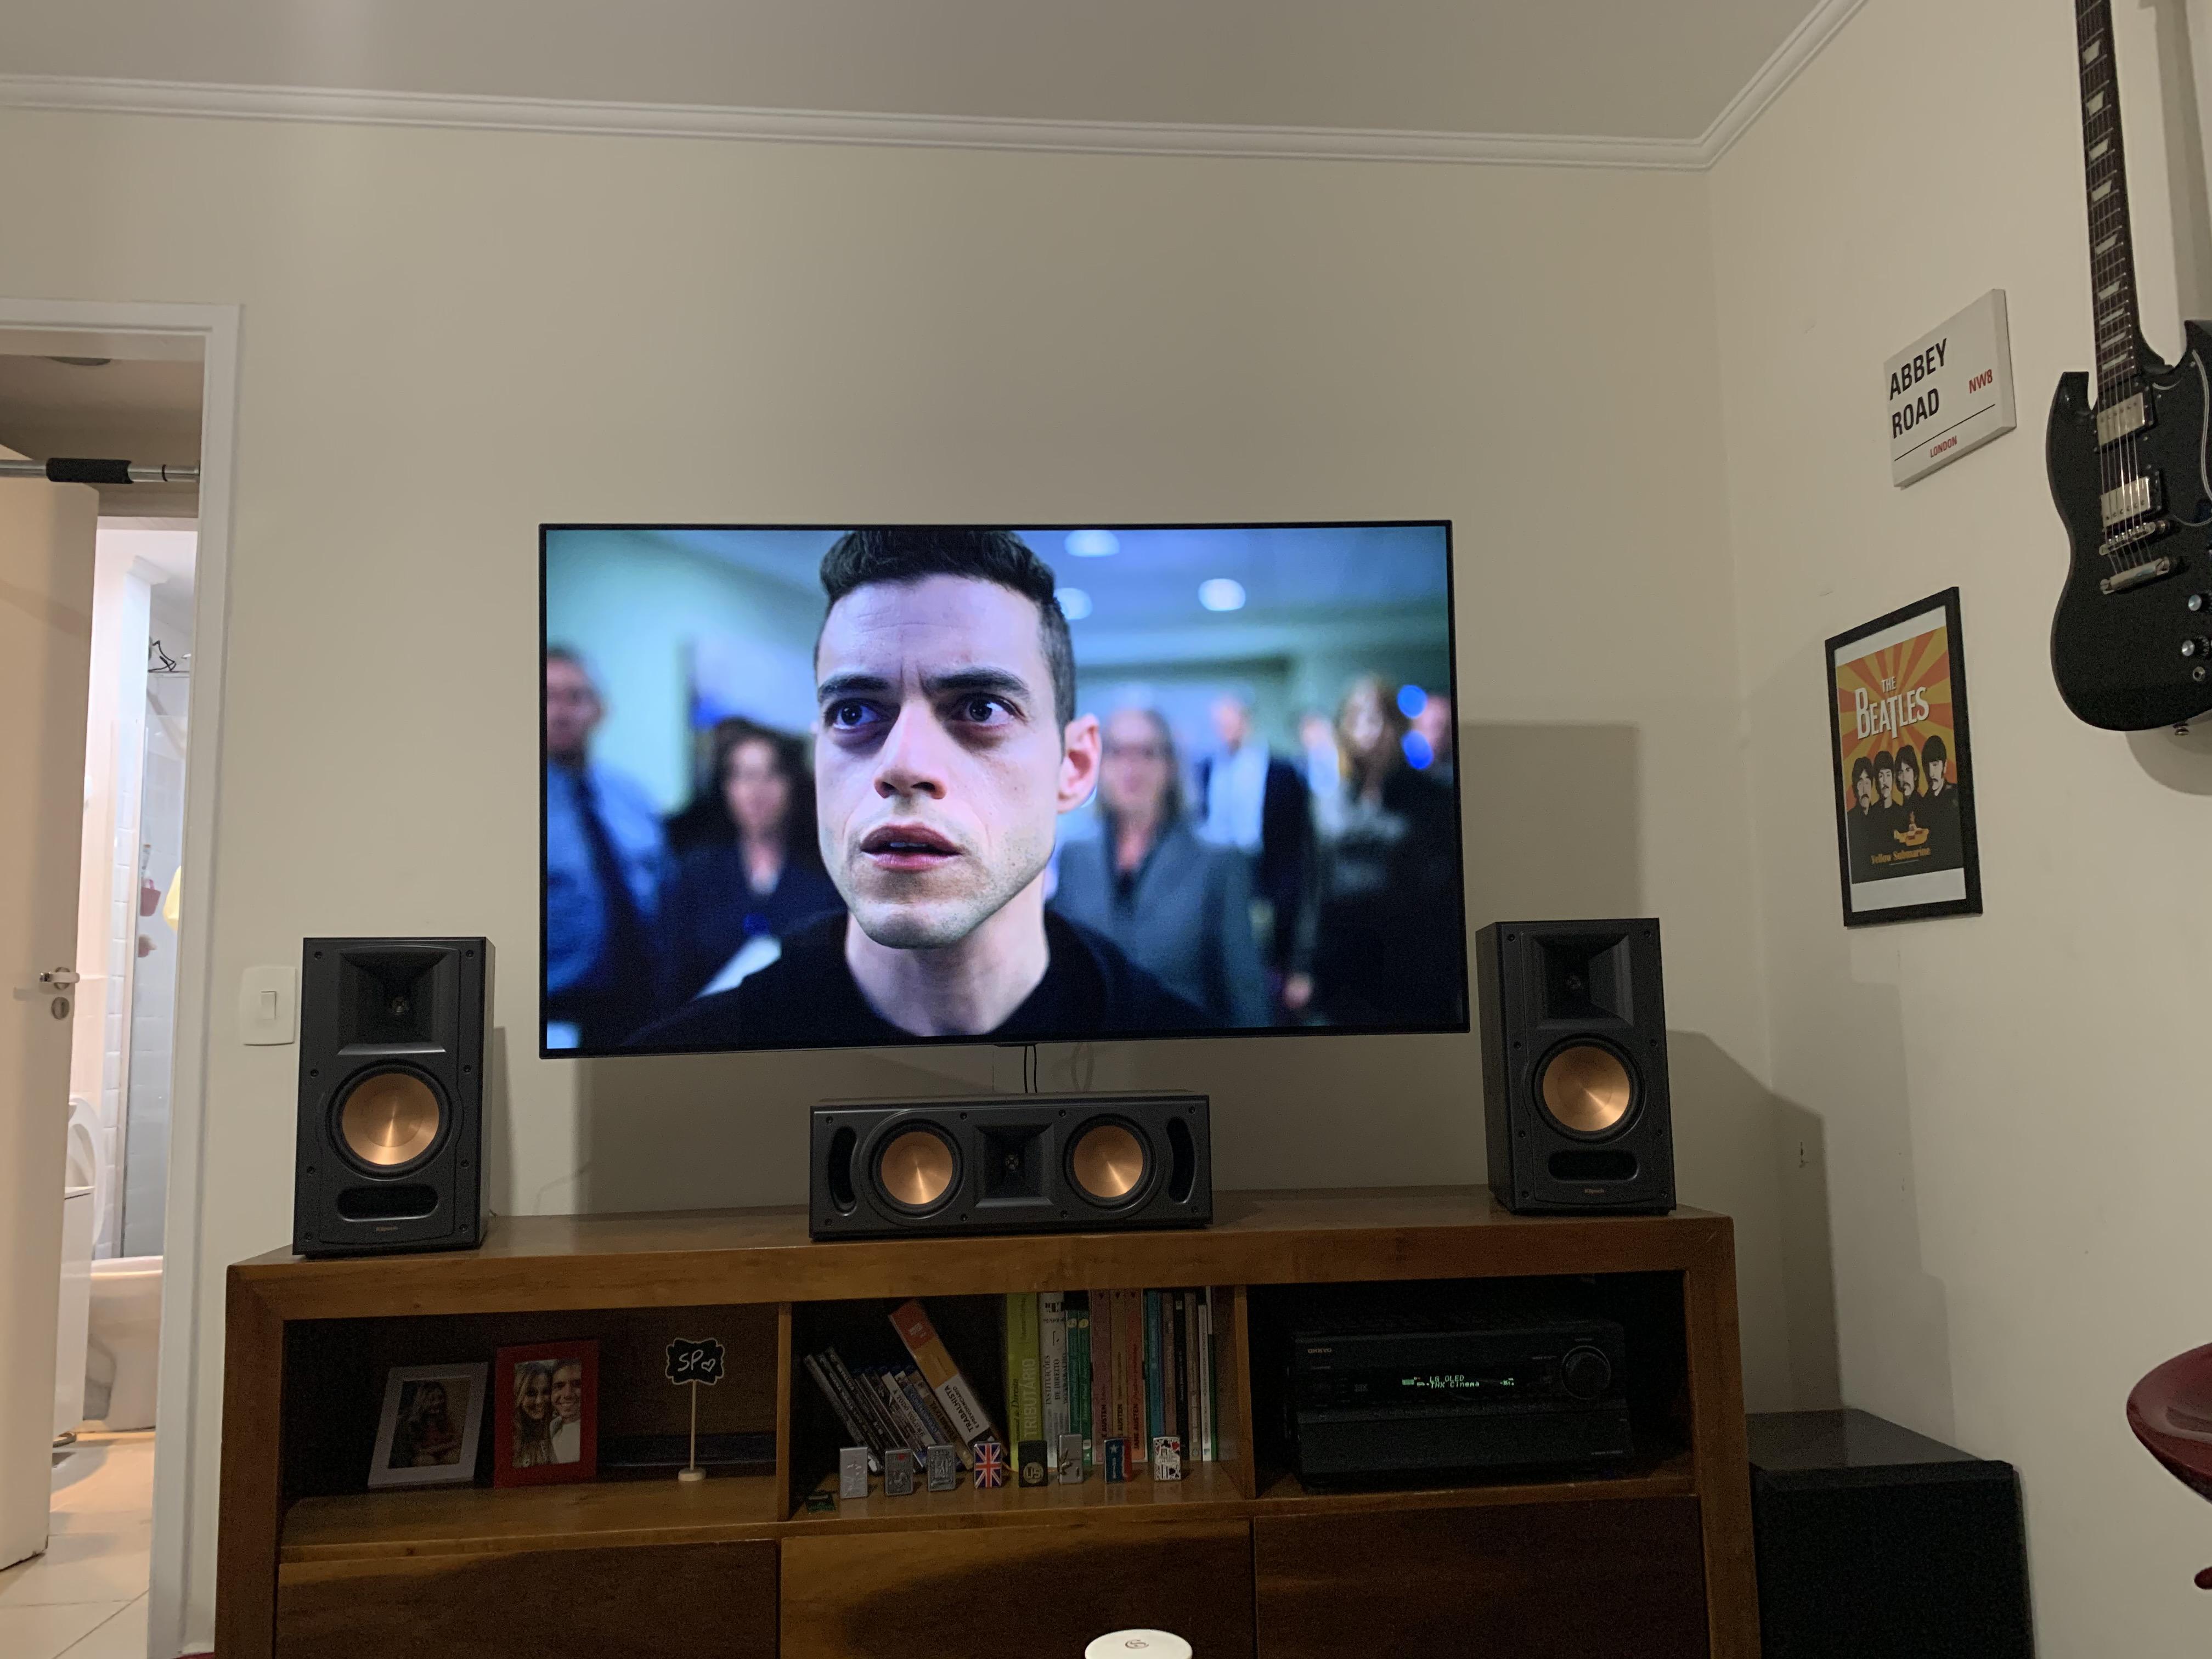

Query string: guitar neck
[2077,0,2145,406]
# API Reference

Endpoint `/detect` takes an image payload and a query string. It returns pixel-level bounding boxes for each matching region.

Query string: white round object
[1086,1634,1192,1659]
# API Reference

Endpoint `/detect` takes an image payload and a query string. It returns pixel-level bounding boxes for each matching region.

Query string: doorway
[0,301,237,1659]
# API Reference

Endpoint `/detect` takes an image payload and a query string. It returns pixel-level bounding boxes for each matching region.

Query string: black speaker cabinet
[1477,918,1674,1214]
[292,937,492,1258]
[810,1093,1211,1240]
[1749,1410,2034,1658]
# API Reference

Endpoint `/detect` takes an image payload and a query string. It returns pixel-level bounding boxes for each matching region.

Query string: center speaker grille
[811,1093,1211,1240]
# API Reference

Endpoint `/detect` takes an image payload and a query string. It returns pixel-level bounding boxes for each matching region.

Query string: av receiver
[1286,1312,1632,1488]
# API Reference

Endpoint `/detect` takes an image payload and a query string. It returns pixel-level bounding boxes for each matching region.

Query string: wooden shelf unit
[218,1187,1758,1659]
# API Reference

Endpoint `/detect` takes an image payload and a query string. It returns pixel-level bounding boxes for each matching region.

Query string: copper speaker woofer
[877,1127,957,1212]
[335,1069,446,1172]
[1537,1042,1637,1137]
[1069,1121,1149,1206]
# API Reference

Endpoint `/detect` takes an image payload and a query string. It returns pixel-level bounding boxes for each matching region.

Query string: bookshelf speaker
[292,937,491,1257]
[1477,919,1674,1214]
[810,1093,1211,1240]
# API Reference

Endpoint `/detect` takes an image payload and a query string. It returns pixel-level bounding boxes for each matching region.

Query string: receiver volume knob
[1560,1344,1612,1401]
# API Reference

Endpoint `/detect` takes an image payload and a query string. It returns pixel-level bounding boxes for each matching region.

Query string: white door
[0,477,98,1569]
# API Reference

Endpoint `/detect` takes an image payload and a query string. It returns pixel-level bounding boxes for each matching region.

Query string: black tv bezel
[539,519,1470,1060]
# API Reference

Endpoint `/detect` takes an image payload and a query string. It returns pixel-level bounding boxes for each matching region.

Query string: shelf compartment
[280,1471,785,1564]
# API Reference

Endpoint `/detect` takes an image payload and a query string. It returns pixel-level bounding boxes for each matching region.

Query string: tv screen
[541,523,1468,1056]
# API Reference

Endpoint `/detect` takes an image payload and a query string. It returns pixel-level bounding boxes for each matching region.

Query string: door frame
[0,296,238,1659]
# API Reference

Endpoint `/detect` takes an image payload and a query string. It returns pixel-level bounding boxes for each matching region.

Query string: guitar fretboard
[2077,0,2143,414]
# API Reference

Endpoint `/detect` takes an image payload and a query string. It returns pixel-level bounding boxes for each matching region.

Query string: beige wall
[1711,0,2212,1651]
[0,107,1787,1647]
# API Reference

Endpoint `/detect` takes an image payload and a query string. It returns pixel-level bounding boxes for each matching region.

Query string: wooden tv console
[216,1188,1757,1658]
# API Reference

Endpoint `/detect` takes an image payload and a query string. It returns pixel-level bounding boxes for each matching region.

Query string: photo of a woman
[368,1364,486,1488]
[511,1361,558,1469]
[493,1341,599,1486]
[392,1379,462,1468]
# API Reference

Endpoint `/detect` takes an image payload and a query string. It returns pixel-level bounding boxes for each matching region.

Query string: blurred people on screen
[654,719,844,1007]
[1194,695,1313,993]
[1286,675,1463,1027]
[545,647,667,1049]
[1409,690,1455,786]
[1297,709,1346,837]
[1052,707,1270,1028]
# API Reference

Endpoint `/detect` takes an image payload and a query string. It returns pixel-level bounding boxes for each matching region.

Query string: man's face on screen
[815,575,1096,951]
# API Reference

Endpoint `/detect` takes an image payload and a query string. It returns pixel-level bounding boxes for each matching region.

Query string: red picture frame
[492,1340,599,1486]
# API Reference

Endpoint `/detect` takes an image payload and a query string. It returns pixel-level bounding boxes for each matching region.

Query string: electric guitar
[2048,0,2212,730]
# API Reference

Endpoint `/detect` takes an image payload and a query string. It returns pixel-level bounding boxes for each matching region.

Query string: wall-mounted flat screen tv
[541,522,1467,1056]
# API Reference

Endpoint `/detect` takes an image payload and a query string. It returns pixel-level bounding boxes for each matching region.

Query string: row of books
[800,1299,998,1474]
[799,1290,1222,1479]
[1004,1289,1219,1469]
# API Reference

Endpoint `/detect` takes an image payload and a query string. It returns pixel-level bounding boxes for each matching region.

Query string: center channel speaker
[1477,919,1674,1214]
[292,937,491,1257]
[810,1093,1211,1240]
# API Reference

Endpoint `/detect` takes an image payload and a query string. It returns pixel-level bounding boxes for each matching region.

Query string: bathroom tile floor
[0,1434,155,1658]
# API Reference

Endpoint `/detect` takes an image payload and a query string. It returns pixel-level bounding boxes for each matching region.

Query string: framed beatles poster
[1825,588,1982,926]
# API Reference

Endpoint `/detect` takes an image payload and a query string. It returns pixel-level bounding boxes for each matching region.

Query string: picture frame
[492,1340,600,1487]
[1825,587,1983,927]
[368,1363,487,1488]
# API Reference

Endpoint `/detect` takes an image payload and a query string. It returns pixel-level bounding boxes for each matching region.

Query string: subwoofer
[292,938,492,1257]
[810,1093,1211,1239]
[1477,919,1674,1214]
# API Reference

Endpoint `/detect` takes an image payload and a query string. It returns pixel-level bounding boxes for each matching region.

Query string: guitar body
[2048,319,2212,730]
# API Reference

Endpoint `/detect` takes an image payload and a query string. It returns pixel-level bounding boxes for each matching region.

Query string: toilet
[56,1100,98,1437]
[87,1257,163,1431]
[68,1092,164,1431]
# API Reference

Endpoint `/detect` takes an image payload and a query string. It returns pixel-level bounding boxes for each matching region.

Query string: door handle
[38,968,82,988]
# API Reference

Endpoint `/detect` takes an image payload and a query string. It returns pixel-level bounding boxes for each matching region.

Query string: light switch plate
[239,964,298,1045]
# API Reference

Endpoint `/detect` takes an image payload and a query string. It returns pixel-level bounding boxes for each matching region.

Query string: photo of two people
[544,523,1468,1055]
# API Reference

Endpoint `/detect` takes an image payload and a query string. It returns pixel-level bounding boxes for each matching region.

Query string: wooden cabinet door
[1255,1498,1708,1659]
[781,1520,1254,1659]
[276,1539,777,1658]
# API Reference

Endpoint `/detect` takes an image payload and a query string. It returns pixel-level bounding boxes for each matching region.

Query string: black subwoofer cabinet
[1748,1409,2033,1659]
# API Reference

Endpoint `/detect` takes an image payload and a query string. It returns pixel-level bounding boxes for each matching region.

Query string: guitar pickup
[2101,472,2163,528]
[2097,392,2154,447]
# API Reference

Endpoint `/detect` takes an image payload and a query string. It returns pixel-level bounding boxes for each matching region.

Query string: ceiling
[3,0,1835,145]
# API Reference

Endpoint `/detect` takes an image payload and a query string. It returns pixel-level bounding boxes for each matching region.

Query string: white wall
[1710,0,2212,1651]
[0,106,1787,1650]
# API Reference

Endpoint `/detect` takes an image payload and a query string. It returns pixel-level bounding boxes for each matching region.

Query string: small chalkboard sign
[665,1336,727,1482]
[665,1337,726,1387]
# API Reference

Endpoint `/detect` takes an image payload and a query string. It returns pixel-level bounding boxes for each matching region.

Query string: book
[871,1367,930,1454]
[897,1368,964,1465]
[1088,1289,1112,1468]
[1066,1293,1092,1466]
[1005,1292,1043,1448]
[888,1299,998,1448]
[1203,1291,1221,1460]
[1180,1291,1198,1458]
[1119,1288,1146,1463]
[826,1347,902,1462]
[802,1352,883,1472]
[1163,1290,1182,1444]
[1143,1289,1164,1451]
[1041,1291,1069,1466]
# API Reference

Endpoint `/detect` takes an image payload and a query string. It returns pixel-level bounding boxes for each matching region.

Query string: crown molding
[1695,0,1867,165]
[0,1,1866,173]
